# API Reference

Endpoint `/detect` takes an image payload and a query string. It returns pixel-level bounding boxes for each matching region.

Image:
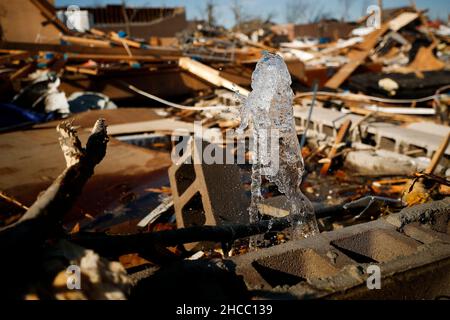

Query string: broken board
[179,57,250,96]
[107,119,194,136]
[324,23,390,89]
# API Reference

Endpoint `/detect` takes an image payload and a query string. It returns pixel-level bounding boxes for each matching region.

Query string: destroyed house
[293,20,357,41]
[272,20,356,42]
[56,4,188,38]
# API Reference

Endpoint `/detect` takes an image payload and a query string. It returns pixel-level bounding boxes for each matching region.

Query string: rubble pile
[0,0,449,301]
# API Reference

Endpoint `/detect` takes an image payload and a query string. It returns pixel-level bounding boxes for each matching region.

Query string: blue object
[117,30,127,38]
[0,103,55,129]
[130,62,141,69]
[319,37,331,44]
[44,52,55,60]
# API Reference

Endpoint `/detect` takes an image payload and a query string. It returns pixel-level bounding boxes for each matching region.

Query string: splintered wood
[320,119,352,175]
[178,57,250,96]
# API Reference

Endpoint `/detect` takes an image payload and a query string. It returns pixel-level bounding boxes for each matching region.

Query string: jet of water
[237,52,319,239]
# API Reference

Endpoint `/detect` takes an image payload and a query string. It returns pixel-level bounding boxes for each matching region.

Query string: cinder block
[385,198,450,232]
[329,228,420,263]
[294,107,450,156]
[252,248,340,287]
[231,209,450,299]
[232,233,355,291]
[403,222,450,244]
[169,139,250,249]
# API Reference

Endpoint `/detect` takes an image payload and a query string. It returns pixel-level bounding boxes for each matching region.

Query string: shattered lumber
[0,50,30,64]
[320,119,352,175]
[324,24,390,89]
[425,132,450,175]
[0,119,109,250]
[61,35,112,48]
[30,0,72,34]
[178,57,250,96]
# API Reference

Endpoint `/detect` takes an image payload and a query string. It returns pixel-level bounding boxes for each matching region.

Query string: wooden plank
[408,45,445,72]
[9,63,35,81]
[90,28,106,37]
[320,119,352,175]
[65,53,178,62]
[0,50,30,64]
[324,23,390,89]
[389,12,419,31]
[61,35,112,48]
[179,57,250,96]
[30,0,71,34]
[425,132,450,175]
[34,108,163,130]
[65,65,99,75]
[107,119,195,136]
[0,42,182,58]
[109,32,143,49]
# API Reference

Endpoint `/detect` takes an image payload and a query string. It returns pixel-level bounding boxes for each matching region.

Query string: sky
[55,0,450,28]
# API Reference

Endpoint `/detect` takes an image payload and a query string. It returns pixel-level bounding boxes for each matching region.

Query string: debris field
[0,0,449,301]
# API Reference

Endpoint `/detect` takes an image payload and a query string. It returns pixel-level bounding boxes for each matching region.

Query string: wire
[127,84,237,111]
[295,91,440,104]
[300,80,318,149]
[128,84,449,111]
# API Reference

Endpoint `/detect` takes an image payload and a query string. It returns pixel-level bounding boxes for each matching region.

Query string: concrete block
[294,107,450,156]
[329,228,421,263]
[232,233,355,291]
[168,139,250,249]
[231,207,450,299]
[344,149,418,176]
[403,222,450,244]
[385,198,450,232]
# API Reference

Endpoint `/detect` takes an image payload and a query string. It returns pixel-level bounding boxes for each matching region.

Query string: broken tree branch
[0,119,109,250]
[71,218,292,258]
[70,203,359,258]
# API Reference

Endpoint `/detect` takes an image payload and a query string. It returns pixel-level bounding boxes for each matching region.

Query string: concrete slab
[0,124,172,225]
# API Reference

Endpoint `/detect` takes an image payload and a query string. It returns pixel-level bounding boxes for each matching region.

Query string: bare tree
[285,0,310,24]
[205,0,217,26]
[231,0,244,30]
[285,0,331,24]
[265,10,277,23]
[361,0,370,17]
[340,0,356,21]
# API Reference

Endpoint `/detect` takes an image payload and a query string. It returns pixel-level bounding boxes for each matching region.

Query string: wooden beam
[0,42,182,58]
[320,119,352,175]
[9,63,35,81]
[425,132,450,175]
[324,23,390,89]
[65,65,99,76]
[0,50,30,64]
[65,52,178,62]
[389,12,419,31]
[61,35,112,48]
[30,0,72,34]
[109,32,142,49]
[179,57,250,96]
[107,119,195,136]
